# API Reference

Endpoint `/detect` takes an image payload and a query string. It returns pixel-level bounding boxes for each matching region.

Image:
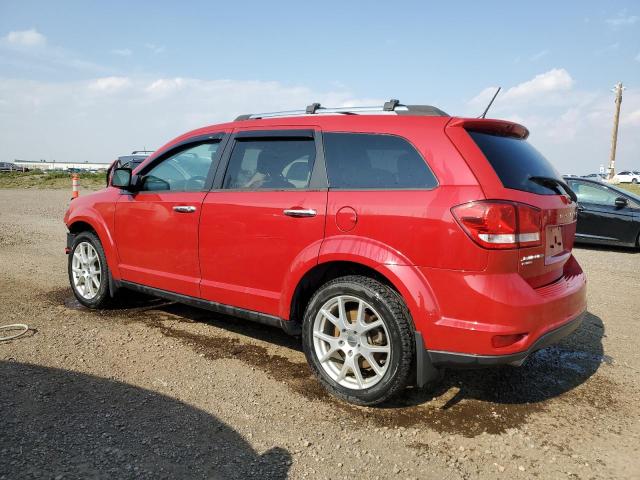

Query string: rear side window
[469,131,561,195]
[323,133,437,189]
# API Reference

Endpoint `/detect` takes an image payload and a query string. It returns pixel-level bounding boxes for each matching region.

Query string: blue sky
[0,0,639,173]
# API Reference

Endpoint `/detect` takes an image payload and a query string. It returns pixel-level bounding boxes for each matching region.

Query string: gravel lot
[1,189,639,479]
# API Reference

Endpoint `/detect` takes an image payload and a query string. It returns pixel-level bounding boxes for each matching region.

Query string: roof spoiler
[448,118,529,139]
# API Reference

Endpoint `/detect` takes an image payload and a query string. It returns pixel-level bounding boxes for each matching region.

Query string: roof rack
[234,99,448,121]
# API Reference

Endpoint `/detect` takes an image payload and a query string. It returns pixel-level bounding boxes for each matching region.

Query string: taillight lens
[451,201,542,249]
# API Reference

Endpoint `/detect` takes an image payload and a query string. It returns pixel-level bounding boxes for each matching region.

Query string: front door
[567,180,638,244]
[114,138,224,296]
[199,129,327,316]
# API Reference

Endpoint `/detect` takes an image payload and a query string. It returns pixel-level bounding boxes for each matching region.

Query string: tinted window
[323,133,437,189]
[223,139,315,189]
[567,181,621,206]
[469,131,561,195]
[568,180,639,207]
[142,142,219,192]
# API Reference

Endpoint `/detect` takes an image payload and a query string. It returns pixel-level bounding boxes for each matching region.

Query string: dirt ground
[1,188,639,480]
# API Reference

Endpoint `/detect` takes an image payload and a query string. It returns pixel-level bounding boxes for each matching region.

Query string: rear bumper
[416,310,585,386]
[430,309,585,367]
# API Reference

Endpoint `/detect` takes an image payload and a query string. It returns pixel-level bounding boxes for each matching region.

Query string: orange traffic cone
[71,174,80,199]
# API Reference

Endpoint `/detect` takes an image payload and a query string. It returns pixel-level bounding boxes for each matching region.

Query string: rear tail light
[451,201,542,249]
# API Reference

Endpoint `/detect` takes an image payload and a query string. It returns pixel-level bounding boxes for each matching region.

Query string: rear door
[321,131,450,268]
[198,128,327,316]
[114,136,225,296]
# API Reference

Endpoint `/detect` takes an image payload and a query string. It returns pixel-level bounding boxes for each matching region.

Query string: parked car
[106,151,153,185]
[0,162,29,172]
[612,171,640,184]
[581,173,606,182]
[564,176,640,247]
[64,101,587,405]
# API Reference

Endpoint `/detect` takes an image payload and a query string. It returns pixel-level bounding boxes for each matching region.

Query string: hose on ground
[0,324,29,341]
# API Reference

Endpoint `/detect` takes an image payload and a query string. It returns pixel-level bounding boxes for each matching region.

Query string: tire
[68,231,112,309]
[633,178,638,184]
[302,275,415,406]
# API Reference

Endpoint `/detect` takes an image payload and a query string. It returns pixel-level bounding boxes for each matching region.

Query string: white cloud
[623,109,640,127]
[145,43,165,54]
[110,48,132,56]
[0,76,382,164]
[595,43,619,55]
[606,11,639,27]
[466,71,640,174]
[145,77,185,95]
[3,28,46,47]
[88,76,131,92]
[529,50,549,62]
[501,68,574,102]
[0,31,106,74]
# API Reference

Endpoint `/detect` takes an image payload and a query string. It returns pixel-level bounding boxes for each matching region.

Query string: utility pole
[607,82,624,180]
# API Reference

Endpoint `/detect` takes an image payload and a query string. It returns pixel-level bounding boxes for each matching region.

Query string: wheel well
[68,221,97,235]
[289,261,398,325]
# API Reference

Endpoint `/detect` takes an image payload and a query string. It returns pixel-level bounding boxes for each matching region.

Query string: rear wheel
[68,232,111,308]
[633,178,638,184]
[302,275,415,406]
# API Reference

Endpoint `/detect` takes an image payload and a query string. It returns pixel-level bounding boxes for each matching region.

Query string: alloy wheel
[71,241,102,300]
[312,295,391,390]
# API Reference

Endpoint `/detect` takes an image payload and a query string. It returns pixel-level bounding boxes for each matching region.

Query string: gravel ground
[1,188,639,479]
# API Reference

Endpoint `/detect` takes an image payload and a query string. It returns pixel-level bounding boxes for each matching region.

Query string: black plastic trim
[415,331,440,387]
[117,280,301,335]
[423,311,586,369]
[66,232,75,252]
[235,129,314,139]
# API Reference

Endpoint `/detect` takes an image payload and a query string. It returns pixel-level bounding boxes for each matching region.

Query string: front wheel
[633,178,638,184]
[302,275,415,406]
[68,231,111,308]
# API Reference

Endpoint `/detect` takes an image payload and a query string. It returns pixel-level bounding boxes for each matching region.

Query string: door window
[568,181,620,206]
[223,138,315,189]
[141,142,220,192]
[323,133,437,189]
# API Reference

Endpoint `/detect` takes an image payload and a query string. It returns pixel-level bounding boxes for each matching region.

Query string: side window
[142,142,219,192]
[223,138,315,189]
[323,133,437,189]
[569,181,620,206]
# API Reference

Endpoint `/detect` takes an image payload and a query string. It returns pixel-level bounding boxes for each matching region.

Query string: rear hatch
[446,118,577,288]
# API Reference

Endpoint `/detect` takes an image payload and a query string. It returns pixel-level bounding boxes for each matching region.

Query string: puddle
[50,288,616,437]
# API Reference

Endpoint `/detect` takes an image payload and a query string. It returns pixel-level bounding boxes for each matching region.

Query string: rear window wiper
[529,176,577,202]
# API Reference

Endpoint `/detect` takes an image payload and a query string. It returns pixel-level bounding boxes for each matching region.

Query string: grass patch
[617,183,640,196]
[0,170,106,190]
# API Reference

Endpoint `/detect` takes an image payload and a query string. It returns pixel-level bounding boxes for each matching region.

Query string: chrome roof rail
[234,100,448,121]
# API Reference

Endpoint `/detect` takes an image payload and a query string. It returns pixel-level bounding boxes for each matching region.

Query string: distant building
[12,160,111,171]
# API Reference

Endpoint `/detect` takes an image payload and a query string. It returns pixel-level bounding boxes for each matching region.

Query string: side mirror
[111,168,133,189]
[614,197,628,209]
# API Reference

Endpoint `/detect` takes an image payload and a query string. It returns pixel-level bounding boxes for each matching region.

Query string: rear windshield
[468,131,562,195]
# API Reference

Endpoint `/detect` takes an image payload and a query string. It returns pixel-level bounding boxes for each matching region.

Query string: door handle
[173,205,197,213]
[283,208,317,218]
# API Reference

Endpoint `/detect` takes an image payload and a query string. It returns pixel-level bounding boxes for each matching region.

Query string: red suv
[64,100,587,405]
